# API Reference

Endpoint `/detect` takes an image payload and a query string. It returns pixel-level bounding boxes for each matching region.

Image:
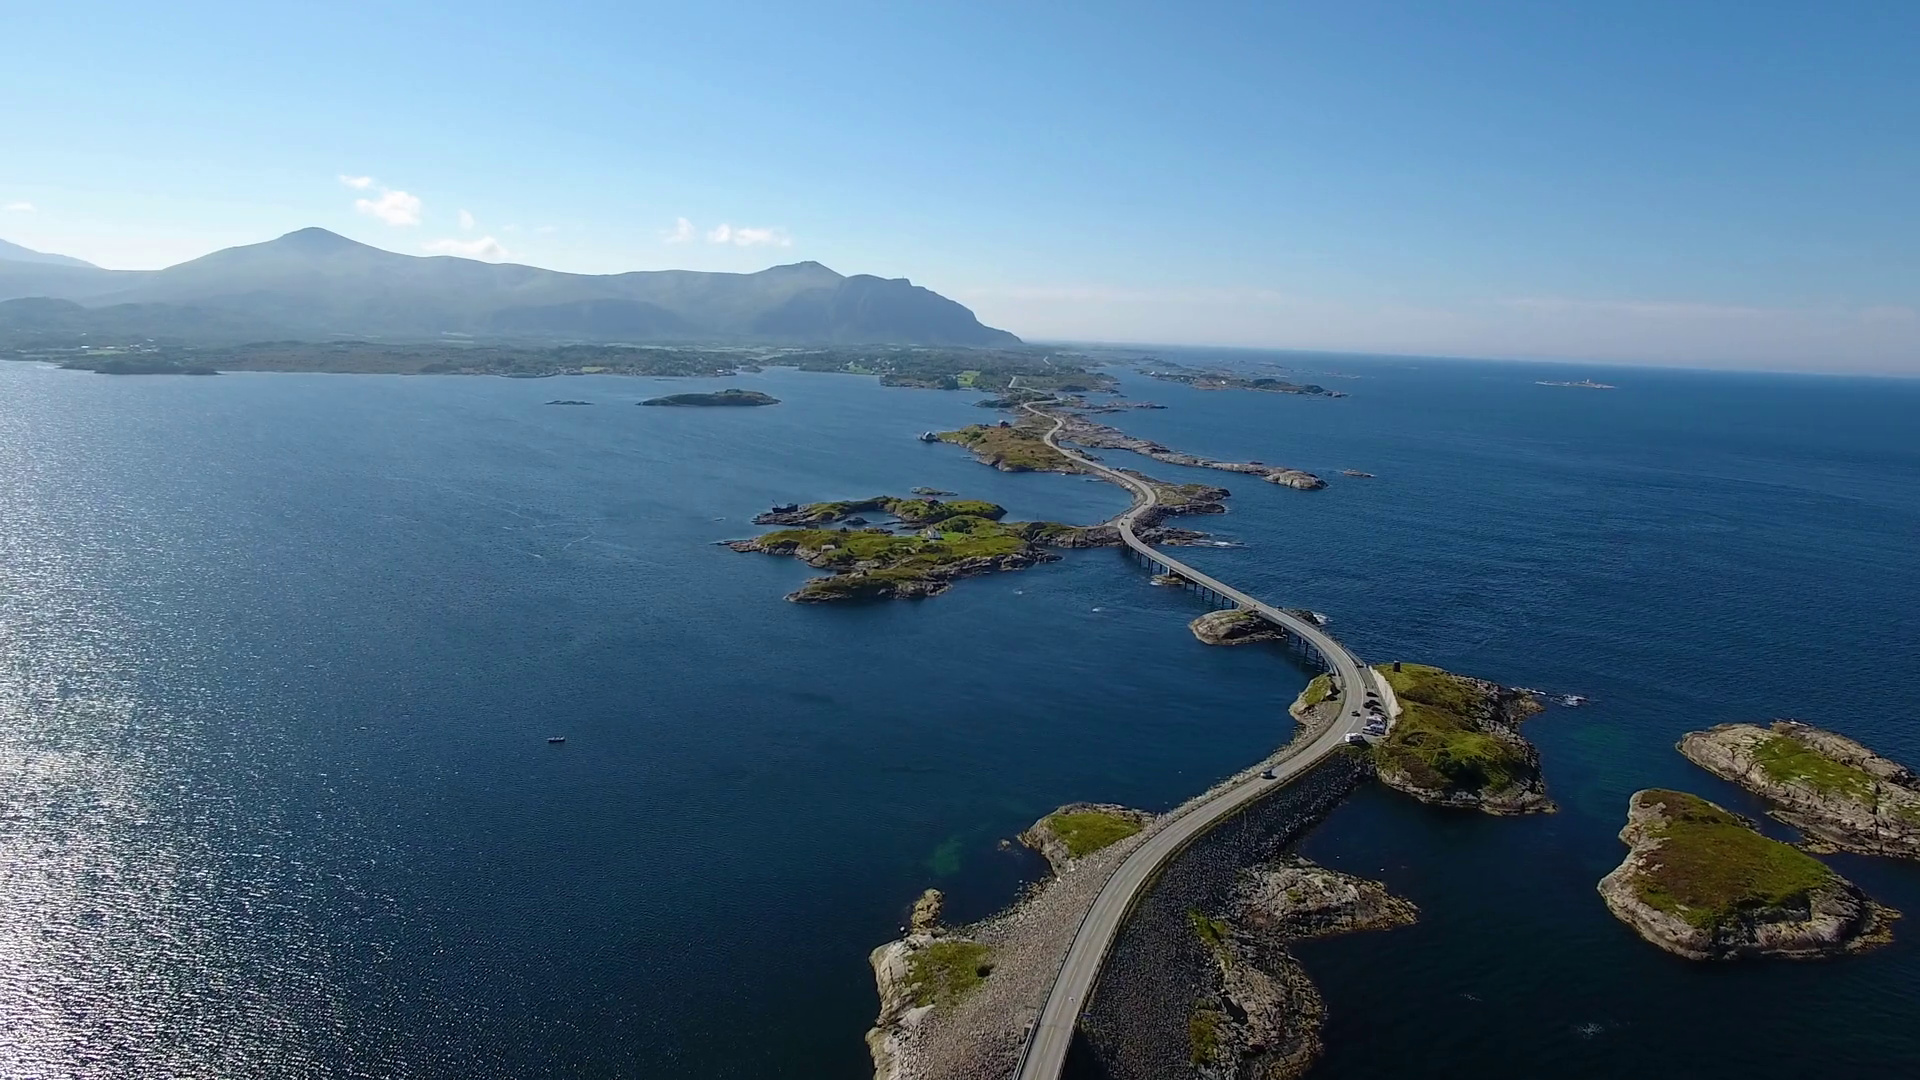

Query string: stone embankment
[1188,609,1285,647]
[1597,789,1897,961]
[1079,755,1377,1080]
[1678,721,1920,860]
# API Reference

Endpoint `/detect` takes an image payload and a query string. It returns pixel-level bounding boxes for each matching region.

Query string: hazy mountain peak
[0,237,99,269]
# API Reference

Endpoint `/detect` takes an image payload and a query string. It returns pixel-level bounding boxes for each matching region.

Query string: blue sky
[3,1,1916,371]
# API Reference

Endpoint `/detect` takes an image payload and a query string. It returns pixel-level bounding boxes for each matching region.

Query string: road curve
[1013,404,1378,1080]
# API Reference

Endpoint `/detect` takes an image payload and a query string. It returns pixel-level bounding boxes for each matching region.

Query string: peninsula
[1677,721,1920,860]
[639,388,779,407]
[1597,789,1897,960]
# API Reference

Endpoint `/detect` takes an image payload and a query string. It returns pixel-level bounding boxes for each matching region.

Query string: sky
[2,1,1916,372]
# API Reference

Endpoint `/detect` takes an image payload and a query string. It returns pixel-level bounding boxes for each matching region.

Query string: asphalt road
[1012,405,1378,1080]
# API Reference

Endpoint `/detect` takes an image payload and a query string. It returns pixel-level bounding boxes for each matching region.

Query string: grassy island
[1626,790,1835,929]
[639,388,779,406]
[936,423,1082,472]
[732,493,1115,602]
[1372,663,1550,813]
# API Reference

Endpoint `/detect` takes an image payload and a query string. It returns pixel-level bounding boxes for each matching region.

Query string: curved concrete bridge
[1013,404,1380,1080]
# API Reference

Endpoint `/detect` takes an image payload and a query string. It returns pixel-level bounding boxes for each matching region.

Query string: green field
[1628,790,1836,929]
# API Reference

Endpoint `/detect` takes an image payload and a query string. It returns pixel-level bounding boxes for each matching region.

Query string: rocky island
[1597,789,1897,960]
[1371,663,1553,814]
[1187,608,1285,646]
[639,388,780,406]
[1677,721,1920,860]
[1184,857,1418,1078]
[729,495,1119,602]
[1141,367,1345,398]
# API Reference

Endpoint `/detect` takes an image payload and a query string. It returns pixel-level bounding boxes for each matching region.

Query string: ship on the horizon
[1536,378,1617,389]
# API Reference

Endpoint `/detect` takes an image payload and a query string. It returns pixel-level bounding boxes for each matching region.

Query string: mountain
[0,228,1018,346]
[0,237,99,269]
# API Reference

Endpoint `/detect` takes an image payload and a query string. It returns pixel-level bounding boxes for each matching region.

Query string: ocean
[1,351,1915,1078]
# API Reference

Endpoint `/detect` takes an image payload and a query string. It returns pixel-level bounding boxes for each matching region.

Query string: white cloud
[338,174,375,190]
[355,188,423,226]
[706,222,792,247]
[422,235,509,260]
[662,216,696,243]
[458,209,475,230]
[3,201,33,212]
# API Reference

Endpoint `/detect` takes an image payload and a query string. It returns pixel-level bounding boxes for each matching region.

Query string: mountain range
[0,228,1018,346]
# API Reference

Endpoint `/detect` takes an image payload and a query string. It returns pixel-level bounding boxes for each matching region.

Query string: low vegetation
[1628,790,1837,930]
[1373,664,1537,797]
[1043,809,1144,858]
[1188,909,1233,958]
[1188,1003,1227,1066]
[903,940,994,1007]
[937,423,1082,472]
[638,388,779,406]
[1299,673,1333,708]
[1750,733,1878,800]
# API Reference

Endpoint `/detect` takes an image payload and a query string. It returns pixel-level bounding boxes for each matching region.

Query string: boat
[547,736,567,744]
[918,431,939,442]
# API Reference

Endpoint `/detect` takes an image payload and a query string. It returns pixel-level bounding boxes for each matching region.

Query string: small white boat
[547,736,567,744]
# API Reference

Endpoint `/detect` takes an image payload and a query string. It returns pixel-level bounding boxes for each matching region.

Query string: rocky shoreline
[1677,721,1920,860]
[1182,857,1419,1079]
[1597,789,1898,960]
[1047,411,1327,490]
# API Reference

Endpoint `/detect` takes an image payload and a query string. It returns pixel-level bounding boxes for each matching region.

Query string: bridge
[1012,404,1381,1080]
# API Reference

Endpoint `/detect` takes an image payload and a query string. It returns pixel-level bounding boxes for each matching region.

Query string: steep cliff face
[1597,789,1897,961]
[1678,721,1920,859]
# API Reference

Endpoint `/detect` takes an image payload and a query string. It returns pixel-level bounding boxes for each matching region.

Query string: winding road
[1012,404,1380,1080]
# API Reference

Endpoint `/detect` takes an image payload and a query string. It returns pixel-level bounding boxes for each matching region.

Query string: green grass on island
[1188,1003,1226,1065]
[1373,664,1535,796]
[1751,734,1878,801]
[1188,909,1233,957]
[936,424,1081,472]
[770,495,1008,527]
[1299,673,1333,708]
[904,941,994,1007]
[1044,810,1145,857]
[1629,790,1837,929]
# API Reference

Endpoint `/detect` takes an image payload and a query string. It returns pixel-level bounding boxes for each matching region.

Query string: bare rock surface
[1188,609,1285,646]
[1596,789,1898,961]
[1677,721,1920,860]
[1051,412,1326,490]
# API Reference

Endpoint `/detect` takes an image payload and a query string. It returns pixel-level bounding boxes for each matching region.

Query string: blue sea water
[0,352,1915,1078]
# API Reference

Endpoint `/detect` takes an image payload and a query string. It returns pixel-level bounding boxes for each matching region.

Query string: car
[1343,732,1367,745]
[1260,768,1277,780]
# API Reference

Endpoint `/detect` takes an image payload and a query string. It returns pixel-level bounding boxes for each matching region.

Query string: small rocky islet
[1597,789,1898,960]
[638,387,780,406]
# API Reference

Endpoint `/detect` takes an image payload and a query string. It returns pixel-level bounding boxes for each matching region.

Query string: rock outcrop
[1597,789,1897,961]
[1188,609,1284,646]
[1677,721,1920,860]
[1186,858,1417,1079]
[1371,664,1552,814]
[1019,803,1154,872]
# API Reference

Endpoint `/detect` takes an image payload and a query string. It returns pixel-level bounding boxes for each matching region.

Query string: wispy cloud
[3,201,33,212]
[706,222,792,247]
[339,174,422,226]
[423,235,508,261]
[458,209,475,230]
[662,216,696,244]
[356,188,422,226]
